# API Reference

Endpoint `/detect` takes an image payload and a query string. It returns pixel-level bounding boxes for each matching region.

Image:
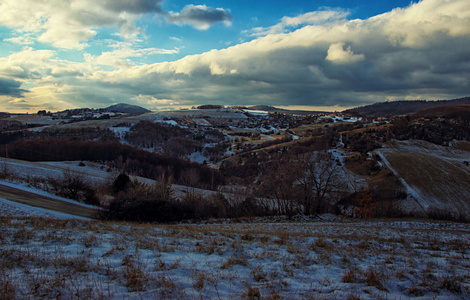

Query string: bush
[48,171,100,206]
[101,181,193,223]
[112,173,133,195]
[102,195,193,223]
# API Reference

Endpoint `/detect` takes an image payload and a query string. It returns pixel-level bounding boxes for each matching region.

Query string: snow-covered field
[1,143,470,299]
[1,196,469,299]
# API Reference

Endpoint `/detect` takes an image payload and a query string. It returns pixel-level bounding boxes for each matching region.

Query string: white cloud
[169,36,182,42]
[1,0,470,112]
[103,0,470,108]
[133,94,178,105]
[84,45,179,68]
[3,36,34,45]
[326,42,364,64]
[246,10,349,36]
[0,0,233,49]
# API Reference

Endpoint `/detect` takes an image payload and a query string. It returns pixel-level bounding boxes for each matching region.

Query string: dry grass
[1,216,470,298]
[377,140,470,216]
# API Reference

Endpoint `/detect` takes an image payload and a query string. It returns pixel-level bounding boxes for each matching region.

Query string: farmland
[376,140,470,216]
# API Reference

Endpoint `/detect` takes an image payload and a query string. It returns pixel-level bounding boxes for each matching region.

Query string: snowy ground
[1,198,469,299]
[1,153,470,299]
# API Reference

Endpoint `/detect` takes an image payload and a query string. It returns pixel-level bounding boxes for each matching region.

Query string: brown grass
[1,216,470,298]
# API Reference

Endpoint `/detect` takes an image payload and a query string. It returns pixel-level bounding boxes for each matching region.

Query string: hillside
[248,105,326,115]
[413,104,470,122]
[375,140,470,217]
[103,103,150,114]
[345,97,470,117]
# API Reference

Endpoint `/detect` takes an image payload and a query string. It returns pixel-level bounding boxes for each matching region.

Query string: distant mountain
[248,105,327,116]
[104,103,150,114]
[344,97,470,117]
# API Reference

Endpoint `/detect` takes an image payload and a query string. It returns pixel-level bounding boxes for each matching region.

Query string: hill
[103,103,150,114]
[344,97,470,117]
[413,104,470,122]
[375,140,470,217]
[248,105,326,115]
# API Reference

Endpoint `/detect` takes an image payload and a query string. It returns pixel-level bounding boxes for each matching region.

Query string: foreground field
[1,214,469,299]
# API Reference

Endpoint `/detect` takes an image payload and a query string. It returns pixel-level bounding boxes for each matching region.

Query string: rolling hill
[345,97,470,117]
[103,103,150,114]
[375,140,470,217]
[413,104,470,122]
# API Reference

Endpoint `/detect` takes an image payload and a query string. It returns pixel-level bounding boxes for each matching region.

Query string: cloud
[84,44,179,68]
[166,5,233,30]
[0,0,233,49]
[246,10,349,36]
[0,78,28,97]
[102,0,470,108]
[101,0,164,14]
[3,36,34,45]
[0,47,58,80]
[1,0,470,112]
[326,42,364,64]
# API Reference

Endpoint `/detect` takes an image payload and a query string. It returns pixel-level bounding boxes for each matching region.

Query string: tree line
[0,138,223,190]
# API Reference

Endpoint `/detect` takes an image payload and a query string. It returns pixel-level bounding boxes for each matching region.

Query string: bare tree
[298,151,341,215]
[258,154,302,217]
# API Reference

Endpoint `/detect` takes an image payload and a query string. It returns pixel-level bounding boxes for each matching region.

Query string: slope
[375,140,470,216]
[345,97,470,117]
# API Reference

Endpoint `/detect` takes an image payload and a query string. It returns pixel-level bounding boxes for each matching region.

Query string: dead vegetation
[1,216,469,299]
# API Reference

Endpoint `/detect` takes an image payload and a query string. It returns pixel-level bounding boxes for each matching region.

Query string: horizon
[1,0,470,113]
[3,96,470,115]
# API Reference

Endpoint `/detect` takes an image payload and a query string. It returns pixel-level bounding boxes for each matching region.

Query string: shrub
[112,173,133,195]
[48,171,100,206]
[101,182,193,223]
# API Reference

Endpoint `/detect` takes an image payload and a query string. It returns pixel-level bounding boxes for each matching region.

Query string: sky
[0,0,469,113]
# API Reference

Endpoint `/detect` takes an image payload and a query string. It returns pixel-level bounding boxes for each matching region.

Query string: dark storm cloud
[0,78,28,97]
[102,0,164,14]
[166,5,233,29]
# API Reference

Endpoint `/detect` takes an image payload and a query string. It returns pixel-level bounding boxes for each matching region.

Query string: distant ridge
[248,105,327,116]
[413,104,470,122]
[104,103,150,114]
[344,97,470,117]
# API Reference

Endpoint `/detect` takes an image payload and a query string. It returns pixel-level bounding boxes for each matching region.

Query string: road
[0,183,98,219]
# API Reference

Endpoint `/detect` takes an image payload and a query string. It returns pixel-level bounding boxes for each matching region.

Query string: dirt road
[0,183,98,219]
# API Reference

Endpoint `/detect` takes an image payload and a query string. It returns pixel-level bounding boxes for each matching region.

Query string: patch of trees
[0,120,27,131]
[29,126,119,142]
[254,135,293,150]
[0,139,223,190]
[345,97,470,117]
[342,132,383,153]
[47,171,100,206]
[0,131,24,145]
[254,151,346,217]
[100,174,272,223]
[196,105,224,110]
[391,116,470,145]
[220,155,263,185]
[289,133,339,154]
[125,121,192,148]
[337,188,407,218]
[163,137,202,158]
[125,121,210,158]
